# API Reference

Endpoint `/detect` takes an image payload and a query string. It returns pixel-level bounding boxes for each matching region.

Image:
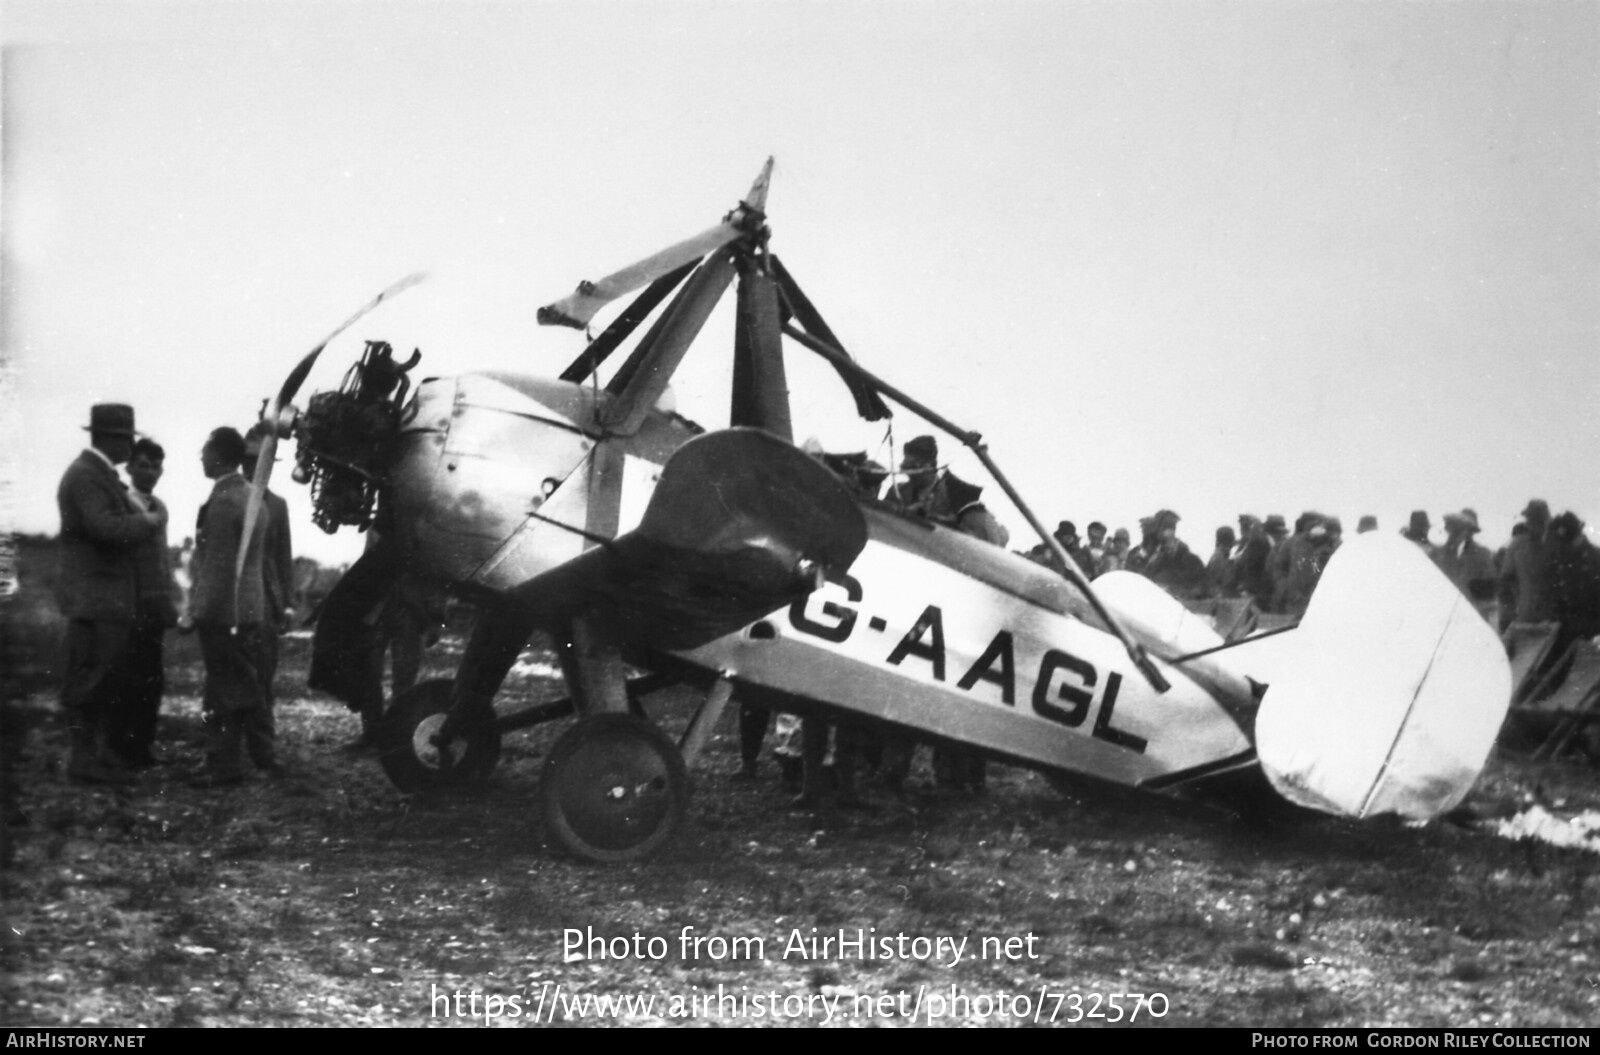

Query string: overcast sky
[3,0,1595,565]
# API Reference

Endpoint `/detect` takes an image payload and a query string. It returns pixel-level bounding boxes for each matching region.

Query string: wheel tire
[377,678,502,792]
[541,714,689,863]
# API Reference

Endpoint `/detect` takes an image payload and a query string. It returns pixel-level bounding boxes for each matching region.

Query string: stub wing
[1255,533,1511,820]
[513,428,868,651]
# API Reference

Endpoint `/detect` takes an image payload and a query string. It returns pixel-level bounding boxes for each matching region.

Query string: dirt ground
[3,629,1600,1029]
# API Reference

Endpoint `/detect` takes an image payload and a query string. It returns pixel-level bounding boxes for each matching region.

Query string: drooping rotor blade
[770,255,891,422]
[537,158,774,331]
[233,272,427,622]
[600,247,741,436]
[558,260,697,383]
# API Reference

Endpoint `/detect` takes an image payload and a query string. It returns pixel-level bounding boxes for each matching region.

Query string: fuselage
[386,371,1259,788]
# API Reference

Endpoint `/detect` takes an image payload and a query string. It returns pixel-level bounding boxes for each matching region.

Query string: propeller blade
[233,428,278,626]
[272,271,428,414]
[538,158,774,331]
[233,272,427,622]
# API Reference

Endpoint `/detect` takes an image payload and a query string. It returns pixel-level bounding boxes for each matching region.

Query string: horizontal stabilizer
[511,429,868,651]
[1255,534,1511,820]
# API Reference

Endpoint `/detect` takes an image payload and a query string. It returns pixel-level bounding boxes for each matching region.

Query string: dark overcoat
[56,451,160,622]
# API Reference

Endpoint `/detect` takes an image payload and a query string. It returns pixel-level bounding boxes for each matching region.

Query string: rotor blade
[557,259,697,383]
[601,247,740,435]
[537,158,774,331]
[770,255,891,421]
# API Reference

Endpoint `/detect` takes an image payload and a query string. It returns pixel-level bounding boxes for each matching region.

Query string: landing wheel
[378,679,502,792]
[541,714,689,862]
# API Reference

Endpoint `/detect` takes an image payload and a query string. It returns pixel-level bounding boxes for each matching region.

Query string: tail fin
[1255,533,1511,820]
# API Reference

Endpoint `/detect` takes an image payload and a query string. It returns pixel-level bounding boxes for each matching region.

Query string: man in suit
[56,404,168,784]
[188,426,269,786]
[109,437,181,766]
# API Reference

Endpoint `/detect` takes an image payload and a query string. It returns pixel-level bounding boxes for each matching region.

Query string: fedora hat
[84,403,136,438]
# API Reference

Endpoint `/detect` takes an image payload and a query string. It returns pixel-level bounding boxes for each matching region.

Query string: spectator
[1102,528,1130,574]
[1144,510,1207,598]
[188,426,271,786]
[1206,525,1238,597]
[1085,522,1109,577]
[1401,510,1435,555]
[1125,516,1159,576]
[1499,499,1557,633]
[1547,512,1600,657]
[1053,520,1095,579]
[1273,513,1331,616]
[110,438,181,767]
[1433,508,1497,623]
[56,404,167,784]
[1232,515,1274,606]
[1357,515,1378,534]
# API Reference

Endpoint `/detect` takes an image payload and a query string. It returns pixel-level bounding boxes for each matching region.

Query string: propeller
[232,273,427,625]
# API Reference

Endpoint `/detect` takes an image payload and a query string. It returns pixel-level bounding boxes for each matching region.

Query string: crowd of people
[1025,503,1600,645]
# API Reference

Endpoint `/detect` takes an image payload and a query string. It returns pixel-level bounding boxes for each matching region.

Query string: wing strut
[779,323,1172,694]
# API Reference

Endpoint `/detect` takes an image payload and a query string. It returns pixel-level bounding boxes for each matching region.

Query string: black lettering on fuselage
[1091,672,1147,752]
[956,630,1016,704]
[785,580,1147,756]
[1032,648,1095,727]
[788,574,862,644]
[886,605,946,682]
